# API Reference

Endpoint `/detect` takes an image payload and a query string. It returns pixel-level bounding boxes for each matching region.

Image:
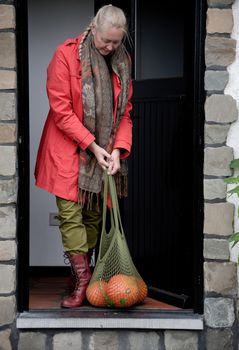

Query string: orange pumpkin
[106,274,139,308]
[86,280,108,307]
[136,278,148,303]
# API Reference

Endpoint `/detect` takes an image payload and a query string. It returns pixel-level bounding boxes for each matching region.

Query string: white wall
[29,0,94,266]
[225,0,239,263]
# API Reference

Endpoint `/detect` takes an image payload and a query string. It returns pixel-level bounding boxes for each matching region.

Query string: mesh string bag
[86,173,148,308]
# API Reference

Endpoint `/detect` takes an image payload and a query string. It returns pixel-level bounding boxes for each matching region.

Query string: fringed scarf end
[78,189,100,211]
[115,173,128,198]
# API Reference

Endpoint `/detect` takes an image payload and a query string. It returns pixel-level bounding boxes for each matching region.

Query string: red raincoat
[35,35,133,202]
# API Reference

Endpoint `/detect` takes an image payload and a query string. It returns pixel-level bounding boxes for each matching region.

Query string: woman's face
[92,24,124,56]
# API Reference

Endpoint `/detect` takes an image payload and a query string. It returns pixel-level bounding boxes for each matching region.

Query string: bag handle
[108,174,125,235]
[102,172,124,234]
[102,172,115,232]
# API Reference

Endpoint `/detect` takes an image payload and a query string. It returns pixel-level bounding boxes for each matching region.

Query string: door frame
[16,0,206,313]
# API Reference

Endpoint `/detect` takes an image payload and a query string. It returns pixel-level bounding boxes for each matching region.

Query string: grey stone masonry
[0,146,16,176]
[207,8,233,33]
[207,0,234,6]
[0,240,16,260]
[204,146,233,176]
[204,179,227,200]
[205,94,238,123]
[204,70,229,91]
[0,93,15,121]
[18,332,47,350]
[204,238,230,260]
[53,332,82,350]
[0,179,17,204]
[207,9,233,34]
[0,5,15,29]
[88,331,118,350]
[0,265,15,293]
[204,262,237,295]
[205,124,230,145]
[164,331,198,350]
[0,124,16,143]
[0,206,16,238]
[204,202,234,236]
[0,70,16,89]
[205,36,236,68]
[0,329,11,350]
[128,331,161,350]
[205,328,233,350]
[0,296,15,326]
[0,32,16,68]
[204,297,235,327]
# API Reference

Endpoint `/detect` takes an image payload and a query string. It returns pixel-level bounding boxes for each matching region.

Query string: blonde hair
[92,4,127,34]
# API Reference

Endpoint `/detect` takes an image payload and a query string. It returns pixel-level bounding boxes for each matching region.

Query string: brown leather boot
[67,249,94,293]
[61,253,91,308]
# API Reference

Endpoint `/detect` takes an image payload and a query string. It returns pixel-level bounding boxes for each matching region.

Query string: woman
[35,5,133,308]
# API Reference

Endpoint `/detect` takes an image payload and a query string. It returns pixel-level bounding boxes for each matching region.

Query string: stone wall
[204,0,238,348]
[0,0,238,349]
[0,1,17,349]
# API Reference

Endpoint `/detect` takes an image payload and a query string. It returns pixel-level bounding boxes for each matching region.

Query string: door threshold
[17,309,203,330]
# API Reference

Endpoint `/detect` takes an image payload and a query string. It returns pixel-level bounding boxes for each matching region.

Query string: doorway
[17,0,205,312]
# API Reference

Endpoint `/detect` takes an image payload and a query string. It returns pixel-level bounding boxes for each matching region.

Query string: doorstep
[17,309,204,330]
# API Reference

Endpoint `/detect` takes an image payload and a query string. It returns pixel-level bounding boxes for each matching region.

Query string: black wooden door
[95,0,204,310]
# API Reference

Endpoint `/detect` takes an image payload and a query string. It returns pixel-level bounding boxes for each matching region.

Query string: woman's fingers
[107,149,120,175]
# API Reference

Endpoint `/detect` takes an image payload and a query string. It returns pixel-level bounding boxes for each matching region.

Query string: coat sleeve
[46,46,95,150]
[113,80,133,159]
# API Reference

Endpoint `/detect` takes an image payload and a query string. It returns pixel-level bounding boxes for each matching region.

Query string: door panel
[95,0,200,308]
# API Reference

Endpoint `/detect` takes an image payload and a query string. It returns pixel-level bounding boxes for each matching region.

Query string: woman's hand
[107,149,121,175]
[88,142,111,170]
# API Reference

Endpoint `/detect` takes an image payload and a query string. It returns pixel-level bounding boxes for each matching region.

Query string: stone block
[204,70,229,91]
[0,5,15,29]
[0,240,16,260]
[18,332,47,350]
[204,203,234,236]
[0,33,15,68]
[204,179,227,200]
[164,331,198,350]
[53,332,82,350]
[0,206,16,238]
[204,146,233,176]
[206,328,233,350]
[128,331,161,350]
[207,0,234,7]
[0,93,15,121]
[0,179,17,204]
[204,262,237,295]
[0,329,11,350]
[0,124,16,143]
[205,36,236,68]
[0,265,15,293]
[207,9,233,33]
[0,146,16,176]
[0,70,16,89]
[205,95,237,123]
[89,331,118,350]
[0,296,15,326]
[204,297,235,327]
[205,124,230,145]
[204,238,230,260]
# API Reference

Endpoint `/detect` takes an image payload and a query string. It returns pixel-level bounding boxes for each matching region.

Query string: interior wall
[29,0,94,266]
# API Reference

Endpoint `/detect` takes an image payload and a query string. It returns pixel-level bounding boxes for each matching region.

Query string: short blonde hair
[92,4,127,34]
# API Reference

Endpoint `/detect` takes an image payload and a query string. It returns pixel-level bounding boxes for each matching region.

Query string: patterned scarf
[78,29,131,207]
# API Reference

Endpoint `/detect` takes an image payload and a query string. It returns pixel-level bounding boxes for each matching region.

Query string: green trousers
[56,196,102,255]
